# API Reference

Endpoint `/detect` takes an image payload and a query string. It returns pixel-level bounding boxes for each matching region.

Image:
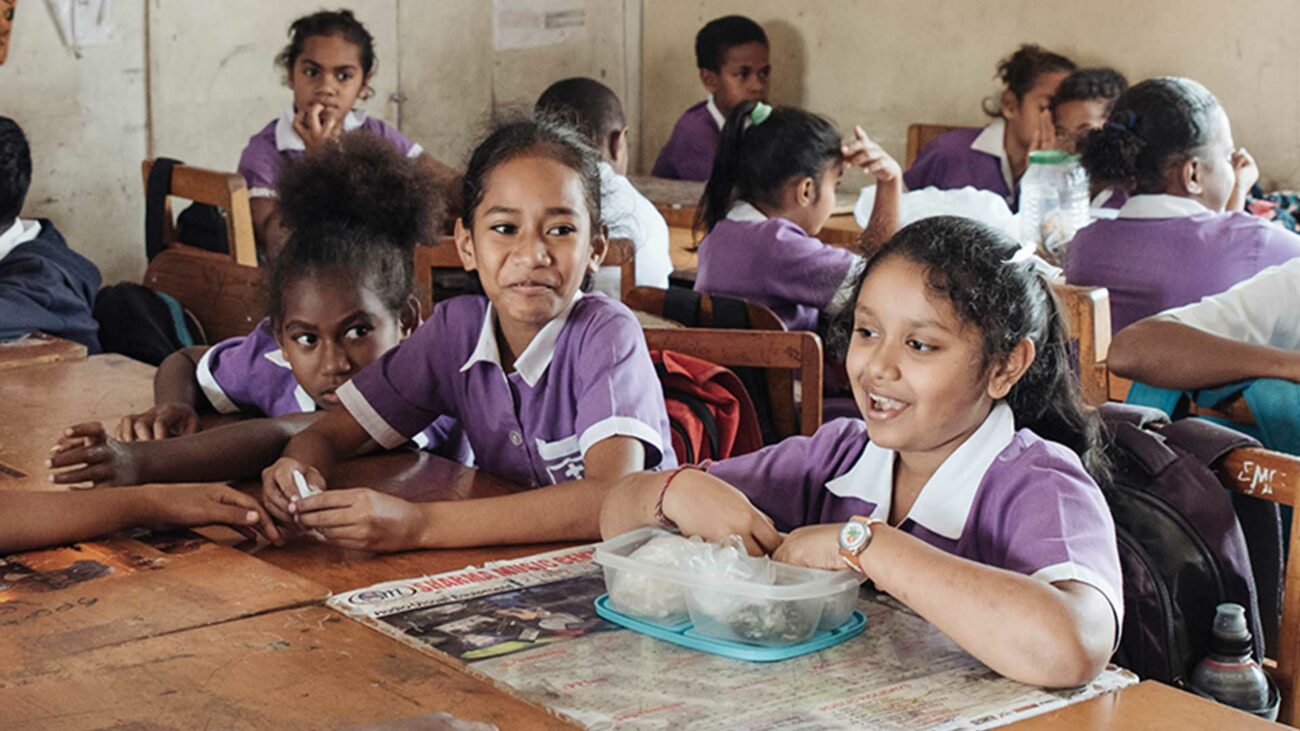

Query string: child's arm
[598,468,782,556]
[249,198,290,260]
[1110,318,1300,389]
[1227,147,1259,212]
[0,484,279,553]
[48,414,321,488]
[842,126,902,257]
[290,437,659,553]
[775,524,1114,688]
[115,346,209,442]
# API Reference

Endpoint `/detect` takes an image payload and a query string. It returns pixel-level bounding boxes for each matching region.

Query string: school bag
[658,287,780,445]
[650,349,762,465]
[93,283,206,366]
[1098,403,1283,688]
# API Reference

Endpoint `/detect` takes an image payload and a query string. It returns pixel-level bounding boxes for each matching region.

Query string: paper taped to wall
[45,0,115,52]
[493,0,585,52]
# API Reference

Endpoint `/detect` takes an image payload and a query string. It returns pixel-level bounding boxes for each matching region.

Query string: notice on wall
[45,0,116,52]
[493,0,585,52]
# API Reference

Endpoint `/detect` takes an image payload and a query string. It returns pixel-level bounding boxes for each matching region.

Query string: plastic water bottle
[1189,603,1275,719]
[1018,150,1089,264]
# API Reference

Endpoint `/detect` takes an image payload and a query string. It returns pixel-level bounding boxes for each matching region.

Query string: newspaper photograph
[331,545,1137,730]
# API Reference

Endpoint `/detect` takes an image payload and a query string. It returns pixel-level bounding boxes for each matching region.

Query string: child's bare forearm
[0,490,153,553]
[153,346,209,408]
[132,414,319,483]
[857,177,902,257]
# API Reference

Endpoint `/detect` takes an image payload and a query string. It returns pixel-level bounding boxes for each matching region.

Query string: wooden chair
[1051,282,1113,407]
[905,123,962,169]
[1208,444,1300,723]
[141,160,257,266]
[143,248,267,342]
[624,286,786,332]
[642,328,823,439]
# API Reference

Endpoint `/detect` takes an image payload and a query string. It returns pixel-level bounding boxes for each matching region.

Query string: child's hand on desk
[114,402,200,442]
[293,102,343,153]
[660,469,782,557]
[1228,147,1259,211]
[47,422,142,487]
[142,484,282,545]
[291,488,425,553]
[841,126,901,184]
[773,523,854,572]
[261,456,326,525]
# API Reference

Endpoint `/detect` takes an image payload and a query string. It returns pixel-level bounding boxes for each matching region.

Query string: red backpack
[651,350,762,464]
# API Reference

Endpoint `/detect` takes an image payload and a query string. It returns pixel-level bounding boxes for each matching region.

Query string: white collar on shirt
[725,200,767,222]
[969,118,1015,196]
[0,218,42,262]
[262,349,320,412]
[1116,194,1210,220]
[460,290,584,387]
[706,95,726,130]
[274,104,367,152]
[824,401,1017,540]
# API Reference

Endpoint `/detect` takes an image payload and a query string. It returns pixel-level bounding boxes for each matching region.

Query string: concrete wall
[1,0,638,284]
[639,0,1300,194]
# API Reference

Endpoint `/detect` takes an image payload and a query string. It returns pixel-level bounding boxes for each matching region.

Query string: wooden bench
[141,160,257,267]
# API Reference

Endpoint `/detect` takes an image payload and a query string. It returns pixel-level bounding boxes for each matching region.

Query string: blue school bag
[1098,403,1283,691]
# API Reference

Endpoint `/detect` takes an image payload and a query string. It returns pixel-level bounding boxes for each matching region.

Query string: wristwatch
[838,516,884,573]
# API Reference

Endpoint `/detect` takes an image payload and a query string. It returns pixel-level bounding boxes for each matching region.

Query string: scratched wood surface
[0,354,154,490]
[0,531,328,664]
[0,333,87,371]
[0,604,578,731]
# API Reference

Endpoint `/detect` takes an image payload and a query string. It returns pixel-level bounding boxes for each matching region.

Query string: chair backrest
[143,248,266,342]
[412,237,639,317]
[141,160,257,266]
[641,328,823,439]
[905,123,962,169]
[624,286,786,332]
[1050,282,1112,406]
[1214,445,1300,724]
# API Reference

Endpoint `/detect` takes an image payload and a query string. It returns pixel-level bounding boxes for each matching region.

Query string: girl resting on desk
[601,216,1122,688]
[261,115,675,552]
[49,135,466,487]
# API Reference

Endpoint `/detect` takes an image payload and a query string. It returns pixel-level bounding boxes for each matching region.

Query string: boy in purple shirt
[604,217,1121,689]
[694,102,902,332]
[650,15,770,181]
[1068,77,1300,332]
[904,44,1075,210]
[238,10,454,258]
[263,117,675,553]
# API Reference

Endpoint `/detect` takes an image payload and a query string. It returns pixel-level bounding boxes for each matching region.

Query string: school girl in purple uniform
[904,45,1075,210]
[692,101,901,333]
[1066,77,1300,332]
[604,217,1122,689]
[261,117,676,553]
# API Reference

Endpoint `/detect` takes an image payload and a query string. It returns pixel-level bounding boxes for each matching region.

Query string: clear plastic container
[1019,149,1090,264]
[594,528,861,647]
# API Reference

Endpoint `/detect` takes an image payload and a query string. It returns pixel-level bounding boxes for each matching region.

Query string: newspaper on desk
[330,545,1137,731]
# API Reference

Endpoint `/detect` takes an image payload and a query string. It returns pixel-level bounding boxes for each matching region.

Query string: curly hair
[276,9,376,81]
[983,44,1076,117]
[0,116,32,226]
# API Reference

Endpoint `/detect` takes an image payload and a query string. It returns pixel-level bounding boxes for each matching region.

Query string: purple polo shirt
[708,402,1123,626]
[237,108,421,198]
[903,122,1016,209]
[694,202,860,331]
[651,100,720,182]
[197,318,467,461]
[336,292,676,488]
[1065,194,1300,332]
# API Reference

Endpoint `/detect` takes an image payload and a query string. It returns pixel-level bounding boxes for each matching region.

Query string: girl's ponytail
[697,100,761,235]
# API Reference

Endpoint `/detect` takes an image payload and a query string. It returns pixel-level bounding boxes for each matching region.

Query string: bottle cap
[1027,150,1080,165]
[1209,603,1254,656]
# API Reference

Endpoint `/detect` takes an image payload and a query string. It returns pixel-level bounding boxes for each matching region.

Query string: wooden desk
[819,213,863,246]
[1007,680,1278,729]
[0,354,153,489]
[0,605,575,730]
[0,333,87,371]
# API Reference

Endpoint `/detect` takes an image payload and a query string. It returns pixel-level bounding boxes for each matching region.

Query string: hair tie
[1105,109,1139,133]
[749,101,772,127]
[1005,244,1063,280]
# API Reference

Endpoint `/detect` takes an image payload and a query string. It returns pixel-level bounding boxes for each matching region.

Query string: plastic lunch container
[593,528,861,647]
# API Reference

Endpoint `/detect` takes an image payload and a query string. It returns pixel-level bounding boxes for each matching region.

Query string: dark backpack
[1099,403,1283,686]
[650,349,762,465]
[146,157,230,260]
[93,283,205,366]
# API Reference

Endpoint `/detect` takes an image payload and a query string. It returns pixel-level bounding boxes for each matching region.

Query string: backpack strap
[663,287,702,327]
[1098,401,1170,433]
[146,158,182,261]
[711,295,751,330]
[1160,417,1260,465]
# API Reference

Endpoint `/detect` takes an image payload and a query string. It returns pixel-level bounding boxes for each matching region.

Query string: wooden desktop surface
[0,354,1283,730]
[0,333,88,371]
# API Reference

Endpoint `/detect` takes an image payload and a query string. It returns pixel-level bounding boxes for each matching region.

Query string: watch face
[839,520,868,552]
